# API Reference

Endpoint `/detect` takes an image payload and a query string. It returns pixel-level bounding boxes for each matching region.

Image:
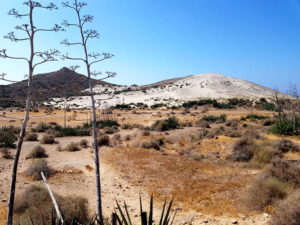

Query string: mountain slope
[0,67,113,107]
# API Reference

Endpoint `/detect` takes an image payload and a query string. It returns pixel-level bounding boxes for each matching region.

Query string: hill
[0,67,113,107]
[47,73,281,109]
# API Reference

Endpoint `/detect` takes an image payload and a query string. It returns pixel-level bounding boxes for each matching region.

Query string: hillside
[48,73,280,109]
[0,67,113,107]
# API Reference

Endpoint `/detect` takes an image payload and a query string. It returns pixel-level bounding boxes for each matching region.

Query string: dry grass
[104,147,254,216]
[0,205,7,225]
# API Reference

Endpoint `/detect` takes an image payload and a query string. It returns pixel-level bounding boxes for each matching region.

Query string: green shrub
[241,114,269,120]
[24,132,38,141]
[48,125,90,137]
[26,145,48,159]
[25,159,54,181]
[271,120,300,136]
[152,117,179,131]
[0,130,17,148]
[201,114,227,123]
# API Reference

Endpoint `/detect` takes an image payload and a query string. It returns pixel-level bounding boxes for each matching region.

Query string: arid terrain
[1,106,300,225]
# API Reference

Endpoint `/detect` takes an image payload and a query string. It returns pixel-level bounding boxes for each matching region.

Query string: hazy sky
[0,0,300,92]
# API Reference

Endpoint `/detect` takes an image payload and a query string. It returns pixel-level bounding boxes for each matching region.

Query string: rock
[263,213,269,218]
[232,220,238,224]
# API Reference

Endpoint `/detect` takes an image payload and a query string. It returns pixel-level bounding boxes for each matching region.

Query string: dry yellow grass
[104,147,255,216]
[0,205,7,225]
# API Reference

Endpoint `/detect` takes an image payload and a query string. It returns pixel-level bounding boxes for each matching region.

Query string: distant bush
[33,122,51,132]
[197,121,211,128]
[230,137,254,162]
[95,120,119,129]
[26,145,48,159]
[24,132,38,141]
[39,134,55,144]
[98,134,110,146]
[241,114,269,120]
[212,102,234,109]
[47,125,90,137]
[141,130,151,136]
[64,142,81,152]
[201,114,227,123]
[141,139,164,150]
[14,185,89,224]
[79,139,88,148]
[103,126,118,134]
[182,99,215,108]
[152,117,179,131]
[25,159,54,181]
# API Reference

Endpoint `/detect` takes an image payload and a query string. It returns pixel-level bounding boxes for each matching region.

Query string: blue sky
[0,0,300,92]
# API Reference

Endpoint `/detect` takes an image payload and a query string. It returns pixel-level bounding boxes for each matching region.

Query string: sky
[0,0,300,92]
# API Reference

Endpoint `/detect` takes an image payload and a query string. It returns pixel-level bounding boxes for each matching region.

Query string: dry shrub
[246,176,291,211]
[1,148,13,159]
[197,121,211,128]
[25,159,54,181]
[65,142,80,152]
[123,134,132,141]
[251,146,277,165]
[141,139,164,150]
[33,122,50,132]
[113,133,121,141]
[26,145,48,159]
[270,190,300,225]
[39,134,55,144]
[103,126,118,134]
[79,139,88,148]
[268,158,300,187]
[98,133,110,146]
[272,139,300,154]
[141,130,151,136]
[24,132,38,141]
[224,129,242,138]
[242,129,262,139]
[206,127,223,139]
[14,185,89,224]
[230,137,254,162]
[225,120,239,128]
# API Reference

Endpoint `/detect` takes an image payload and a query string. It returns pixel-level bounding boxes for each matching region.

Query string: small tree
[61,1,115,224]
[0,1,63,224]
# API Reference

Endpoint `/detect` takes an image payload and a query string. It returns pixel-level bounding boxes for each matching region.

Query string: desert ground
[1,107,300,225]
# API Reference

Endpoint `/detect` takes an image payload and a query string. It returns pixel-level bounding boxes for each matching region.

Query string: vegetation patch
[26,145,48,159]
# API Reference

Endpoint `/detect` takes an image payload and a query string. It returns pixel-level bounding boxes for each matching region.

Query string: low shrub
[64,142,80,152]
[271,120,300,136]
[25,159,54,181]
[103,126,118,134]
[241,114,269,120]
[47,125,90,137]
[141,139,164,150]
[1,148,13,159]
[242,129,262,139]
[40,134,55,144]
[270,190,300,225]
[201,114,227,123]
[246,176,291,211]
[24,133,38,141]
[79,139,89,148]
[197,121,211,128]
[273,139,300,154]
[224,129,242,138]
[98,134,110,146]
[26,145,48,159]
[152,117,179,131]
[14,185,89,224]
[230,137,254,162]
[95,120,119,128]
[33,122,51,132]
[141,130,151,136]
[0,130,17,148]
